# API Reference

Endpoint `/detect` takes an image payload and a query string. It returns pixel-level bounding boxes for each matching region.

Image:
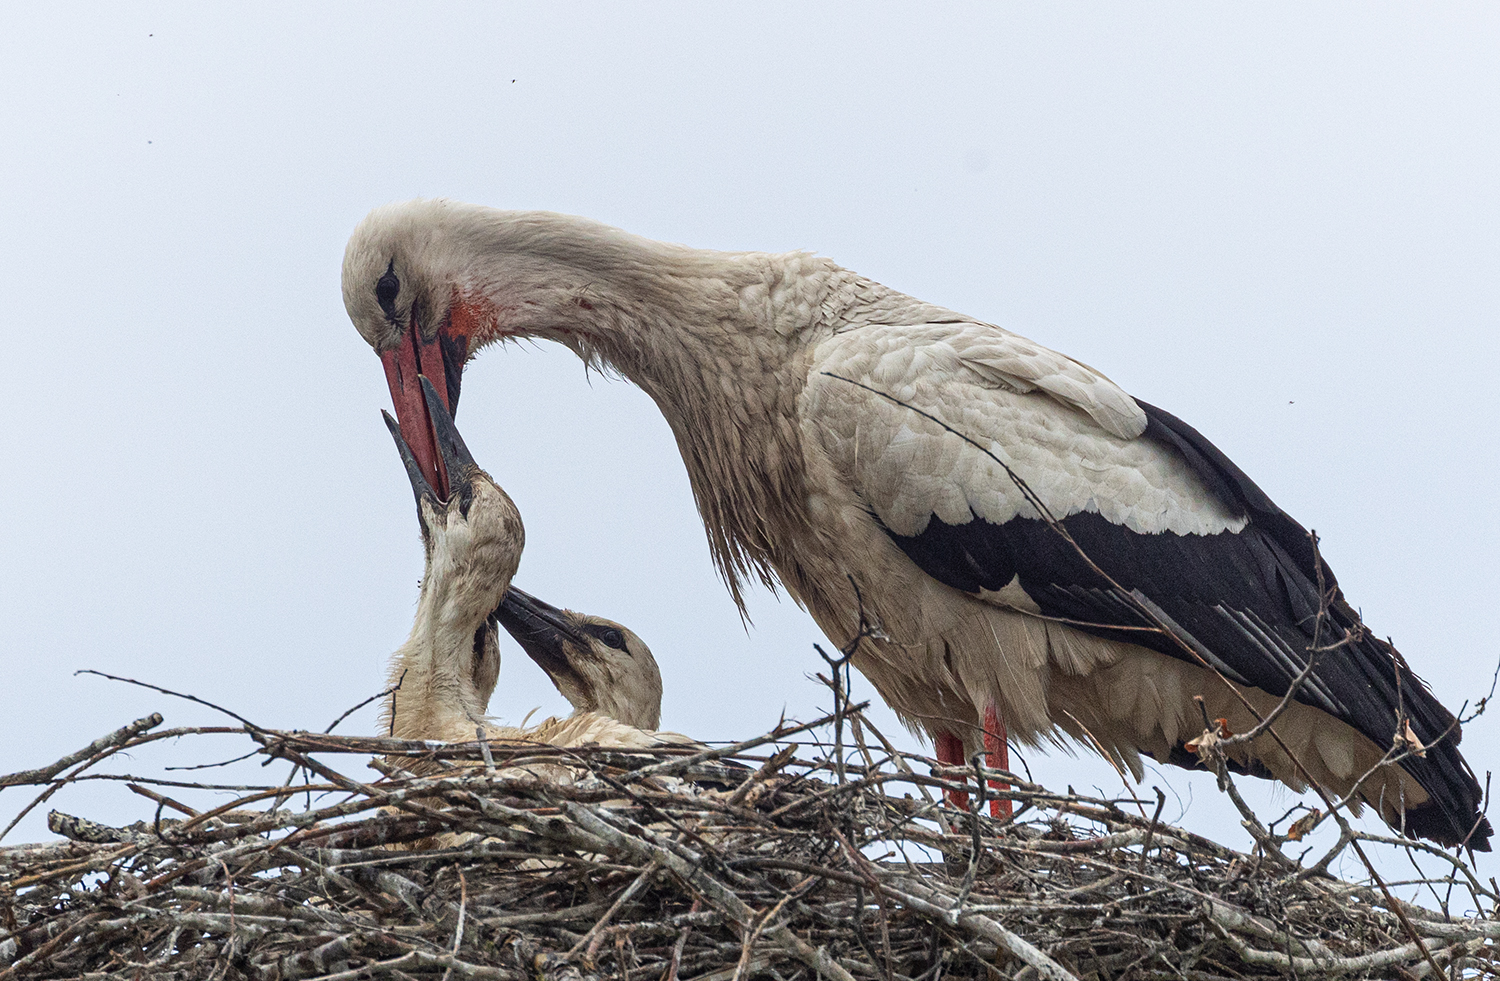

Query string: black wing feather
[884,398,1489,849]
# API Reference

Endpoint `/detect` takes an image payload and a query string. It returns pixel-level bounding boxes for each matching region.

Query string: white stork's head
[381,375,523,737]
[493,587,664,731]
[343,198,942,619]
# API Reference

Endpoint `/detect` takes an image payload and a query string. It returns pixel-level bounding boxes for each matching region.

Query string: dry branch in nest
[1,707,1497,981]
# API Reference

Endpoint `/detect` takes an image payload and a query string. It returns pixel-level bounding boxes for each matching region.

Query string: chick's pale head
[495,588,663,731]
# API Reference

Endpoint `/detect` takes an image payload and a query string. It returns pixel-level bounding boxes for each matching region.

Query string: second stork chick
[496,587,664,731]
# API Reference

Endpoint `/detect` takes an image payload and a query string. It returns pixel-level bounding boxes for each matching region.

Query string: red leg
[983,702,1012,819]
[935,731,969,812]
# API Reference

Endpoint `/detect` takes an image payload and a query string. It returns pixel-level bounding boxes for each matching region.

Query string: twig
[0,713,163,789]
[325,676,406,735]
[879,876,1080,981]
[631,704,868,779]
[1138,787,1166,876]
[566,861,658,961]
[74,671,264,730]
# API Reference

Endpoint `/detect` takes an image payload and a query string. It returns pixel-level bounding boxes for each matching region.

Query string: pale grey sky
[2,4,1497,881]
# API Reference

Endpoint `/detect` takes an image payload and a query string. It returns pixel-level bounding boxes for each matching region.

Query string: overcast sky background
[2,4,1497,889]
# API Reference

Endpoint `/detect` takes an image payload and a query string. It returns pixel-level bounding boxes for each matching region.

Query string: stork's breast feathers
[804,323,1246,539]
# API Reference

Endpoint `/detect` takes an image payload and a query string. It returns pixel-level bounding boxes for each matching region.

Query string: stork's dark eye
[597,628,627,651]
[375,262,400,317]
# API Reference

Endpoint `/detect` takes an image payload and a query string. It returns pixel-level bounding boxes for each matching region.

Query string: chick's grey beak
[384,375,482,517]
[494,587,584,678]
[420,374,478,493]
[383,410,438,508]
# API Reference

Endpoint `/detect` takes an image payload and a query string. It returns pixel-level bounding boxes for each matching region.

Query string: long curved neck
[381,575,491,743]
[456,214,913,608]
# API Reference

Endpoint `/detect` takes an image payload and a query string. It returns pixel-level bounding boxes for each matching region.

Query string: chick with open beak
[379,376,688,758]
[379,376,521,744]
[495,587,664,731]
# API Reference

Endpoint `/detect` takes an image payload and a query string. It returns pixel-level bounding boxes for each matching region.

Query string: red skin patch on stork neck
[447,293,492,349]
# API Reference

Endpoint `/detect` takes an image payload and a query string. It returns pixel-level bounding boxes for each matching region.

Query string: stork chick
[380,375,520,745]
[380,376,665,753]
[496,587,664,731]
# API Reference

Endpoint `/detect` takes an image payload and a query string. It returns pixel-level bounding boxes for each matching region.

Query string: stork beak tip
[383,409,438,507]
[419,374,479,480]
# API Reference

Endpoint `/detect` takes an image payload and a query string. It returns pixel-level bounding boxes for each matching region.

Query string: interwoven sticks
[0,710,1495,981]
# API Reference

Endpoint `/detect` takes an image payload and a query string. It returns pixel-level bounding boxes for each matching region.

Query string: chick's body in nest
[377,378,695,847]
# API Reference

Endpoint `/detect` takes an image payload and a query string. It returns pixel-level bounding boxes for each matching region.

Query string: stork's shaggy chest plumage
[344,198,1489,850]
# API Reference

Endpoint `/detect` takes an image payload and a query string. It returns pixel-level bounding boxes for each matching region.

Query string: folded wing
[805,321,1488,849]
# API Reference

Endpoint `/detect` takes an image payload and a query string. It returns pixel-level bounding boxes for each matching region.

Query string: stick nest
[1,708,1496,981]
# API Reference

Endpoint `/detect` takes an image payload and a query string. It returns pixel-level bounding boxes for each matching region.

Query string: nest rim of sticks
[1,702,1498,981]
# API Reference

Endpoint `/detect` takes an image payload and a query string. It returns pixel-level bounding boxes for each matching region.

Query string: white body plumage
[345,199,1488,848]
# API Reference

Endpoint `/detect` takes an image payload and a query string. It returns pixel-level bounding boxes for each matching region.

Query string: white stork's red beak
[379,317,462,499]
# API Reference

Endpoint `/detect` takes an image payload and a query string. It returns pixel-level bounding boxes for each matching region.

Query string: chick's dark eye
[599,628,626,651]
[375,263,400,317]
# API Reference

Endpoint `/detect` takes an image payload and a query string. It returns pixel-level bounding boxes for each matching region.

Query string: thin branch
[0,713,164,789]
[75,671,264,731]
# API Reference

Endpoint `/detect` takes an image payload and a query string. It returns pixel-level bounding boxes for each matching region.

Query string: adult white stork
[346,199,1490,849]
